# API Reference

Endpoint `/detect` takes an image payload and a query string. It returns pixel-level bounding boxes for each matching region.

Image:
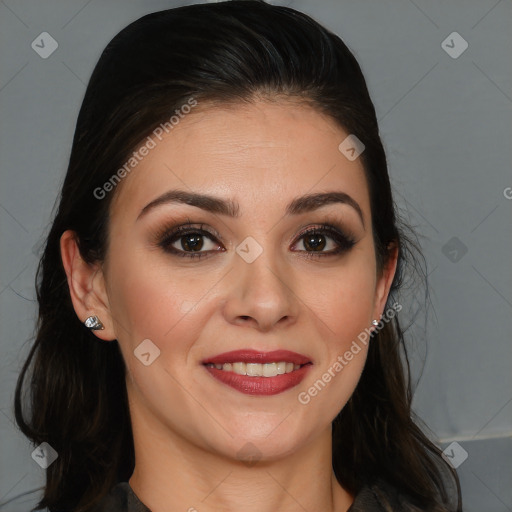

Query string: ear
[60,230,116,341]
[373,242,399,320]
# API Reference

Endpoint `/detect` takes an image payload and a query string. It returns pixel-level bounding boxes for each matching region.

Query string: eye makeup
[149,215,359,261]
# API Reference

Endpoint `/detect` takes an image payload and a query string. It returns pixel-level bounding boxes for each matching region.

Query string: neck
[128,403,353,512]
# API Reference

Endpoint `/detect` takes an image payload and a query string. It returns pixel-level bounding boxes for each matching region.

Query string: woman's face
[100,100,395,461]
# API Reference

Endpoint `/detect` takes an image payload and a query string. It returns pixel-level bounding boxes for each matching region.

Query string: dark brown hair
[14,1,461,510]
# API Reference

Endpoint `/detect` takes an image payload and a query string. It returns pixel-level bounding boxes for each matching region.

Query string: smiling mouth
[203,361,312,377]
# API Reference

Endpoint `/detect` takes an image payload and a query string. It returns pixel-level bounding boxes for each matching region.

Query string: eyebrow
[137,189,364,226]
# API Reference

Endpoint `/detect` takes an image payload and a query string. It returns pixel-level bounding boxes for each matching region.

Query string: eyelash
[156,222,356,260]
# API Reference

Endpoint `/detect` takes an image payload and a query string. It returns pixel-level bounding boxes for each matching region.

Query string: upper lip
[202,349,312,366]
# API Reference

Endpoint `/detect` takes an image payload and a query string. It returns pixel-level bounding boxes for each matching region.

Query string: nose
[221,244,299,332]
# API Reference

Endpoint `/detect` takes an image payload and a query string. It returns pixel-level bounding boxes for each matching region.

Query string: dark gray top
[91,480,419,511]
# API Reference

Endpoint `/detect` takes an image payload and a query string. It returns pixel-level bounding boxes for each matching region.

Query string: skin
[61,99,398,512]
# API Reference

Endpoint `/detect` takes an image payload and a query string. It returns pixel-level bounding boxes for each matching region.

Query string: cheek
[105,247,185,345]
[295,251,376,412]
[105,245,219,370]
[301,256,377,347]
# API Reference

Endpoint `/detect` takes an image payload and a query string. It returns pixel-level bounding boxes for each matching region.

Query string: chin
[217,420,314,462]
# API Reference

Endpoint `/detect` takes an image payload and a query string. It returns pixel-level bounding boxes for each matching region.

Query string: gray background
[0,0,511,510]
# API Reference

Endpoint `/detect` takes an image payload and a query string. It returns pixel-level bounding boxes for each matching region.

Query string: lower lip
[203,364,312,395]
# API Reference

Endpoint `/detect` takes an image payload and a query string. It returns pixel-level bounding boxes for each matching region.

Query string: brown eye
[156,222,356,261]
[302,232,328,251]
[178,233,205,252]
[158,224,223,259]
[292,225,356,258]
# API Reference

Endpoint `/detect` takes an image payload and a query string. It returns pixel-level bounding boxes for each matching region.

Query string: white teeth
[206,361,303,377]
[246,363,263,376]
[232,362,245,375]
[276,362,287,374]
[263,363,277,377]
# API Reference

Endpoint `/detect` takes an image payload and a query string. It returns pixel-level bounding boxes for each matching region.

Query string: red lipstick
[202,349,311,366]
[202,349,312,396]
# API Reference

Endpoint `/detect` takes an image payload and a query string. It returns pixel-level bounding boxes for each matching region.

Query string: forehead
[109,100,370,221]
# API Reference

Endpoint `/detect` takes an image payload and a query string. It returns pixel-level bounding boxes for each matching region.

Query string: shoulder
[348,480,403,512]
[349,479,453,512]
[90,482,150,512]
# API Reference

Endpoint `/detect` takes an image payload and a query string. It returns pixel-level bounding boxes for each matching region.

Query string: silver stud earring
[84,315,104,331]
[372,319,379,327]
